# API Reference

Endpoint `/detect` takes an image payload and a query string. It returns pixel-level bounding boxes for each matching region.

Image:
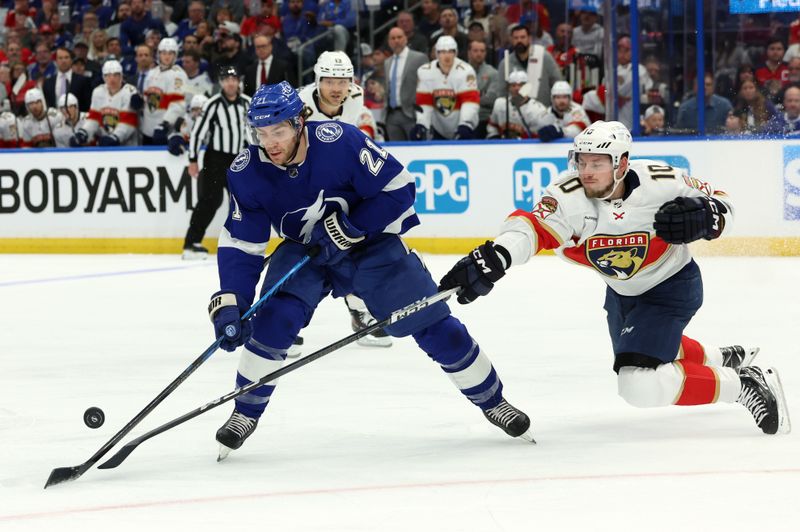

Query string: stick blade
[97,442,138,469]
[44,465,85,489]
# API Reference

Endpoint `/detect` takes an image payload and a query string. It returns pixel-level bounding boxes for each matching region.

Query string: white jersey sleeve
[552,102,591,138]
[299,83,377,139]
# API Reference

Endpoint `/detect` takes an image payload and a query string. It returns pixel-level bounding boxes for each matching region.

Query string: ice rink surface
[1,253,799,531]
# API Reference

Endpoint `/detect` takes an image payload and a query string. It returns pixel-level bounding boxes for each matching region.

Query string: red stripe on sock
[680,336,706,364]
[675,361,719,405]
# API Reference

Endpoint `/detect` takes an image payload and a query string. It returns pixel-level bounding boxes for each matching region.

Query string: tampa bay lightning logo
[315,122,343,143]
[230,149,250,172]
[280,190,349,242]
[224,324,237,338]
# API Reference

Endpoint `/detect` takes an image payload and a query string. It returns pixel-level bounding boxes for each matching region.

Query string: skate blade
[741,347,760,368]
[765,367,792,435]
[518,430,537,444]
[217,444,234,462]
[356,335,393,348]
[182,250,208,261]
[285,347,302,359]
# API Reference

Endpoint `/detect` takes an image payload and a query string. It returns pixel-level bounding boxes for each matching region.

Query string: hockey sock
[234,341,287,419]
[617,361,740,407]
[678,335,707,364]
[674,360,740,405]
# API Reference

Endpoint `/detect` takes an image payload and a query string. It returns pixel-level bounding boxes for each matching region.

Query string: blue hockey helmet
[247,81,304,129]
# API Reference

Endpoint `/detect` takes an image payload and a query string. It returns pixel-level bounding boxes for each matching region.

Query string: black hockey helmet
[219,65,240,79]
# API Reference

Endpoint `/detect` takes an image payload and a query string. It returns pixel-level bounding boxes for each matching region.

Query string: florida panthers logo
[146,89,163,112]
[433,88,456,116]
[586,232,649,279]
[101,107,120,130]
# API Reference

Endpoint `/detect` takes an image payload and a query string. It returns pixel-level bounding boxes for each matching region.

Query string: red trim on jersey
[566,120,588,130]
[359,125,375,139]
[675,360,718,405]
[508,209,562,253]
[118,111,138,126]
[640,236,670,268]
[159,93,185,109]
[455,90,480,107]
[680,336,706,364]
[416,92,434,106]
[87,109,102,122]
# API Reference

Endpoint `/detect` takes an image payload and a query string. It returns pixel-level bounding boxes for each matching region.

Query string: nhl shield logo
[586,232,649,279]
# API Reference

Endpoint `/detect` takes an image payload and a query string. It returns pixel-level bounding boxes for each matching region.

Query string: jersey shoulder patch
[314,121,344,143]
[230,148,252,172]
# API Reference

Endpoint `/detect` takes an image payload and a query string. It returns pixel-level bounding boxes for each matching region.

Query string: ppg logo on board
[784,146,800,220]
[512,158,568,210]
[511,155,692,210]
[408,160,469,213]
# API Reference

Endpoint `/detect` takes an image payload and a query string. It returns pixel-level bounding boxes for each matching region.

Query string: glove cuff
[323,212,365,251]
[471,241,507,282]
[208,291,239,321]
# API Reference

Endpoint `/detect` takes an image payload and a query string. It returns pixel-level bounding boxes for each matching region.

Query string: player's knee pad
[617,364,680,408]
[613,351,663,374]
[412,316,473,366]
[250,293,313,350]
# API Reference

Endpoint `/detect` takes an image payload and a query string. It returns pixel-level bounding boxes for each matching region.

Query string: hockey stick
[44,252,307,488]
[97,288,459,471]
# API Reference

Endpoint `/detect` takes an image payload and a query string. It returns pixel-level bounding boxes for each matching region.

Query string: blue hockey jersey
[217,121,419,303]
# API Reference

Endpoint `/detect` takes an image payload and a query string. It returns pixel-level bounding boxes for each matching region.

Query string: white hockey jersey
[416,58,480,138]
[53,111,87,147]
[81,83,140,145]
[141,65,188,136]
[184,72,213,101]
[487,96,548,139]
[20,108,62,148]
[0,111,20,147]
[298,83,378,140]
[548,101,592,138]
[496,160,735,296]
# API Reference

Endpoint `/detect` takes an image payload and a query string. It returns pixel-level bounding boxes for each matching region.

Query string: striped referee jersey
[188,91,251,162]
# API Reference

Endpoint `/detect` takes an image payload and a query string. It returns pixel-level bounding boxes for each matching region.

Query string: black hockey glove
[653,196,727,244]
[438,241,510,304]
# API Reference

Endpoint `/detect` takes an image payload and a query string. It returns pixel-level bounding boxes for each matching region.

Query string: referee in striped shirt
[182,65,251,259]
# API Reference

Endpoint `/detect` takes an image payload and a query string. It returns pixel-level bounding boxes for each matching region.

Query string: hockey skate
[216,410,259,461]
[720,345,759,370]
[483,399,536,443]
[182,243,209,260]
[737,366,791,435]
[349,308,392,347]
[286,335,304,359]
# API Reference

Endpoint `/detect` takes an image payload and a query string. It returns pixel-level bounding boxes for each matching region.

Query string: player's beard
[583,182,615,199]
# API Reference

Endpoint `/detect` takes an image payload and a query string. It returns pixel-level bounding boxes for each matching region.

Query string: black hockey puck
[83,407,105,429]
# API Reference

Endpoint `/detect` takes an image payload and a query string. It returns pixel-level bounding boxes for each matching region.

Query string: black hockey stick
[97,288,458,471]
[44,252,304,488]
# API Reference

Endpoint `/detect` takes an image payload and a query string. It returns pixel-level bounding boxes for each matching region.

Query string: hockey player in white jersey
[486,70,548,139]
[299,51,379,140]
[168,93,208,156]
[141,37,188,144]
[296,52,389,347]
[537,80,591,142]
[53,93,86,147]
[72,60,139,147]
[412,36,480,140]
[20,88,62,148]
[440,120,790,436]
[0,108,20,148]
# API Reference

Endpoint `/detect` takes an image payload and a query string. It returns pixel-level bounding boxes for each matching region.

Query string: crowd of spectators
[2,0,800,149]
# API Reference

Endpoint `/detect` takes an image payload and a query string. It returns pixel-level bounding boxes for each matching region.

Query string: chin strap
[598,167,628,201]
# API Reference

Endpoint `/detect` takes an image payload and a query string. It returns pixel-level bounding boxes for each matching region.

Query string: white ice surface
[1,254,799,531]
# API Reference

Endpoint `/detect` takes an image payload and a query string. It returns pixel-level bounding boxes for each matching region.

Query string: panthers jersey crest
[146,89,163,112]
[586,232,649,279]
[433,88,457,116]
[101,107,120,130]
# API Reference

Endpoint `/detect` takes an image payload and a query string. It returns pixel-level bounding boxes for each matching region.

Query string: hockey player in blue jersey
[208,81,534,459]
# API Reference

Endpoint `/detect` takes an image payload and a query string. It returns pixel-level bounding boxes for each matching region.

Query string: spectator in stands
[210,30,249,82]
[73,42,102,84]
[89,29,110,62]
[756,38,789,89]
[34,0,55,27]
[196,20,215,53]
[282,0,323,63]
[120,0,167,51]
[241,0,281,41]
[27,41,56,82]
[676,72,733,134]
[572,8,603,58]
[43,47,92,112]
[431,7,469,61]
[208,0,245,25]
[144,28,164,56]
[243,34,295,96]
[642,104,666,136]
[182,49,214,98]
[616,35,652,130]
[37,23,57,50]
[4,0,33,30]
[175,1,207,42]
[127,44,153,94]
[767,85,800,136]
[786,57,800,86]
[106,2,132,39]
[724,109,747,136]
[497,24,562,104]
[643,56,669,109]
[106,37,123,62]
[7,60,36,113]
[178,35,210,74]
[48,13,74,48]
[317,0,355,53]
[468,39,500,139]
[732,78,779,134]
[75,11,100,47]
[384,26,428,141]
[548,22,577,71]
[396,10,428,55]
[467,22,495,66]
[418,0,442,41]
[465,0,494,34]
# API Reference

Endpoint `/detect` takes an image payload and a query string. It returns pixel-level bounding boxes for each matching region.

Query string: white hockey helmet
[434,35,458,53]
[24,88,45,106]
[57,92,79,108]
[157,37,179,54]
[508,70,528,85]
[102,59,123,76]
[190,93,209,110]
[314,51,353,86]
[571,120,632,169]
[551,80,572,99]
